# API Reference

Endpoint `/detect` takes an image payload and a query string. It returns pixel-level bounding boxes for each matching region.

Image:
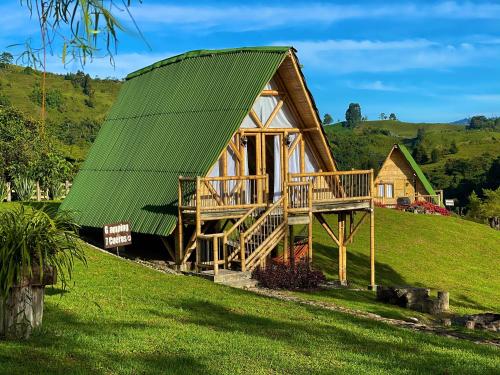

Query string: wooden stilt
[342,213,347,281]
[370,205,375,289]
[289,225,295,267]
[176,178,184,267]
[338,213,345,283]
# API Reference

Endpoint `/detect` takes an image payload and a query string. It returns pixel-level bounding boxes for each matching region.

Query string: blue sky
[1,0,500,122]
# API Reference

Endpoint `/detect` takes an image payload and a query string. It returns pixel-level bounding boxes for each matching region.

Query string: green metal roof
[396,144,437,196]
[61,47,290,236]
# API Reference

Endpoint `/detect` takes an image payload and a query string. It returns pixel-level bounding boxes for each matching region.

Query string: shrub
[0,179,7,201]
[409,201,451,216]
[0,206,86,300]
[252,261,326,290]
[12,175,35,201]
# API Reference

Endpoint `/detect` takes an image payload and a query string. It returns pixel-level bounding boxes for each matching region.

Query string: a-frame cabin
[374,144,442,207]
[62,47,375,286]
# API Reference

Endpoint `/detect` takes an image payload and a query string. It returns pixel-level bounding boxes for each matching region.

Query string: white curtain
[273,135,282,201]
[288,137,301,175]
[243,144,250,204]
[304,143,318,172]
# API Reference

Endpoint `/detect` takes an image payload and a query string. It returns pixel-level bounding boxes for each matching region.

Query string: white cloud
[274,38,499,73]
[348,80,402,92]
[122,2,500,32]
[45,52,178,79]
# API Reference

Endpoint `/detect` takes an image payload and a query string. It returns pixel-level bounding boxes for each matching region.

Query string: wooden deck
[176,170,375,287]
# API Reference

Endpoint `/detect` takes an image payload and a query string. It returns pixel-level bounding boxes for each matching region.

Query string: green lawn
[310,208,500,316]
[1,242,499,374]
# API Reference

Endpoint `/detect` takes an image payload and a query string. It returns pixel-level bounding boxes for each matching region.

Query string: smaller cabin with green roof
[374,144,442,206]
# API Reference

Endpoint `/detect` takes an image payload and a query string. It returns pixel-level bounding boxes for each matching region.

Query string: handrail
[242,196,284,237]
[225,206,260,238]
[290,170,373,177]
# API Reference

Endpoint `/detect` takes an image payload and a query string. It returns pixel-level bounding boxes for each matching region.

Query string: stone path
[248,287,500,348]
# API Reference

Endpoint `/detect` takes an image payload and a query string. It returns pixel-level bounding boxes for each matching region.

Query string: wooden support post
[213,237,219,276]
[369,169,376,289]
[161,237,175,261]
[349,212,354,244]
[370,205,375,289]
[308,182,313,266]
[177,178,184,266]
[289,225,295,267]
[240,233,246,272]
[36,181,41,201]
[6,182,11,202]
[338,213,345,283]
[343,213,347,281]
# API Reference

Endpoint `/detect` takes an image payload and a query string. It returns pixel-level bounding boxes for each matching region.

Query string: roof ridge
[126,46,292,80]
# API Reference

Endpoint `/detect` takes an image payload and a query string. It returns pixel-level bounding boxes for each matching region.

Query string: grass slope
[0,243,499,374]
[0,65,120,125]
[311,208,500,315]
[325,120,500,172]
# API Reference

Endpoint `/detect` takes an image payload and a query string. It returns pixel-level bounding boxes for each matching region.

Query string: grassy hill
[324,120,500,204]
[0,209,499,374]
[0,65,120,124]
[311,208,500,316]
[0,65,121,162]
[325,120,500,170]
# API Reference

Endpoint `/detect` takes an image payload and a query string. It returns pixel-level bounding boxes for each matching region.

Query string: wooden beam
[161,237,175,261]
[314,213,339,246]
[264,99,284,128]
[177,178,184,265]
[345,211,369,244]
[287,133,301,160]
[261,89,281,96]
[250,109,264,128]
[228,140,242,161]
[370,205,375,288]
[338,213,345,282]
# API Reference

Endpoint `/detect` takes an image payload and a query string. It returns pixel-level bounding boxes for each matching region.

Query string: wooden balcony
[179,170,374,221]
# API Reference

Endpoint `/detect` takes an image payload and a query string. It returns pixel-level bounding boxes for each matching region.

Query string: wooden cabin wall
[375,149,427,203]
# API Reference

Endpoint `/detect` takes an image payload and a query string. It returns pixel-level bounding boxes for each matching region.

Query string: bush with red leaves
[409,200,451,216]
[252,261,326,290]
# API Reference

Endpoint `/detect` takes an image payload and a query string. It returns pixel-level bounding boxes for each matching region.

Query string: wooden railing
[416,194,442,206]
[287,181,312,212]
[240,196,285,271]
[289,170,373,203]
[179,175,268,211]
[195,206,262,275]
[196,233,225,274]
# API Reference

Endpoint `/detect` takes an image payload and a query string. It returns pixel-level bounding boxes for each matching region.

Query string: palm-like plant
[0,179,7,202]
[0,206,86,298]
[0,206,86,338]
[12,176,35,201]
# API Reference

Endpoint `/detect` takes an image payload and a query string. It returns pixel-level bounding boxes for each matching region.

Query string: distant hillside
[0,64,121,161]
[324,120,500,204]
[451,118,470,125]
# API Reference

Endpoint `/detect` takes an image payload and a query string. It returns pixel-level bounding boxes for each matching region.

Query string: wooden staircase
[196,197,286,274]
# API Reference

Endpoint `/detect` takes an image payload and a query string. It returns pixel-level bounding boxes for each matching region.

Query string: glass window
[386,184,394,198]
[378,184,385,197]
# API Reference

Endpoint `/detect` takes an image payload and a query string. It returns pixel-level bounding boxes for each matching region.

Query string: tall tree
[412,144,428,164]
[389,113,397,121]
[0,52,13,68]
[379,113,386,120]
[323,113,333,125]
[345,103,362,128]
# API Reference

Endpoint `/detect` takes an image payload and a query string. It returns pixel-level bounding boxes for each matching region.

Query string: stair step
[213,270,252,283]
[218,278,258,289]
